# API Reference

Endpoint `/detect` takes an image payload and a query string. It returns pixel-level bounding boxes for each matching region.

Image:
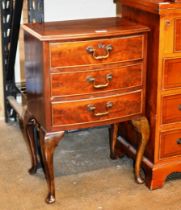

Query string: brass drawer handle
[177,138,181,145]
[87,73,112,89]
[87,101,113,117]
[86,44,113,60]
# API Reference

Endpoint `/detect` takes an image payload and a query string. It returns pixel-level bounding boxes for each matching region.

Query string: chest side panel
[24,33,46,127]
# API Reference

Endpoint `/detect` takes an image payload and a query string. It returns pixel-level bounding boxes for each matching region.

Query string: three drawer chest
[22,17,149,203]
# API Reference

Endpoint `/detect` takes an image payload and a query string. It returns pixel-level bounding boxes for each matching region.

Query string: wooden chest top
[22,17,149,41]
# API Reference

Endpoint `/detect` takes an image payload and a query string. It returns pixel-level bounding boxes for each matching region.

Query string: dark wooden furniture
[22,17,149,203]
[116,0,181,190]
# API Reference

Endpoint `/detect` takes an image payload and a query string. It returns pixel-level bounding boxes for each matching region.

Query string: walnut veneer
[116,0,181,190]
[22,17,149,203]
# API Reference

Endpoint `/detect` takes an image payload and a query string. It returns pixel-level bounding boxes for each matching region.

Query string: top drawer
[49,35,144,68]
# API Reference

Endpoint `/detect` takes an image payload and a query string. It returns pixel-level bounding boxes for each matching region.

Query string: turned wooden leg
[39,129,64,204]
[25,118,39,174]
[131,117,150,184]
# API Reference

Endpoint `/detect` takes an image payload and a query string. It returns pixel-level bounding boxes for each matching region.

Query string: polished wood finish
[160,129,181,158]
[163,58,181,89]
[23,17,149,203]
[175,19,181,51]
[131,117,150,183]
[23,17,149,41]
[25,117,39,175]
[23,17,149,133]
[49,36,144,68]
[109,123,120,159]
[51,91,143,128]
[39,128,64,204]
[162,94,181,124]
[116,0,181,190]
[51,63,143,97]
[116,0,181,14]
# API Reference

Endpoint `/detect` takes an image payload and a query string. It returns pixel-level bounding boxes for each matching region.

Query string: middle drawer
[50,63,143,97]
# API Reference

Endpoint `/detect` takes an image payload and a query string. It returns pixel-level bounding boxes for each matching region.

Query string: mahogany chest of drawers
[116,0,181,189]
[23,18,149,132]
[23,17,149,203]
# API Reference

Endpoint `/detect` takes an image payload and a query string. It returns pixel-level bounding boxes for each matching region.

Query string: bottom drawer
[160,129,181,159]
[51,91,143,127]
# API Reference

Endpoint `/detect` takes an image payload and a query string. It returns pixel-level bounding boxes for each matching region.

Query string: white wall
[44,0,116,21]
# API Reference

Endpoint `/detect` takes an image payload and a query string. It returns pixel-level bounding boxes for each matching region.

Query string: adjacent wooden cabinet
[116,0,181,189]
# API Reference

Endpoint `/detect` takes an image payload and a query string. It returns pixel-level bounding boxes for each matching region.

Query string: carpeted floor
[0,121,180,210]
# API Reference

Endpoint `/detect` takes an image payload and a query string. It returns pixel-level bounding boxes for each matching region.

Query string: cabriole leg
[109,123,119,159]
[21,110,39,175]
[109,123,126,159]
[25,118,39,174]
[131,117,150,184]
[39,129,64,204]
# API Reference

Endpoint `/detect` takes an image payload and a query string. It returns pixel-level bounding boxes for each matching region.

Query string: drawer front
[51,63,143,97]
[162,94,181,124]
[163,58,181,89]
[160,130,181,159]
[49,36,144,68]
[175,19,181,52]
[51,91,143,127]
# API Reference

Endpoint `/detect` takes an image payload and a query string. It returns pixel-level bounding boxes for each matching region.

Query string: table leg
[109,123,119,159]
[25,118,39,174]
[109,123,125,159]
[39,129,64,204]
[22,111,39,175]
[131,116,150,184]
